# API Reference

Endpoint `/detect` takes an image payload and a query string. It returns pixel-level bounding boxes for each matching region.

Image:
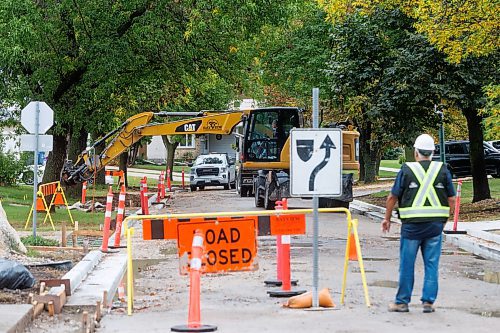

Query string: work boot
[423,302,435,313]
[388,303,409,312]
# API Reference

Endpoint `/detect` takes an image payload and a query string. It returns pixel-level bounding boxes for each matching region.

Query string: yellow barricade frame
[122,208,371,316]
[25,181,75,231]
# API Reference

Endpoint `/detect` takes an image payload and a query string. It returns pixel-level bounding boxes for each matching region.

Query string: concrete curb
[0,304,34,333]
[444,233,500,261]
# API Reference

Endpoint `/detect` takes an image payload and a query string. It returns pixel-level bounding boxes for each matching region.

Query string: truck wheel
[199,185,205,190]
[224,183,230,190]
[264,184,275,210]
[22,171,34,185]
[493,167,500,179]
[190,185,197,192]
[241,186,249,197]
[254,185,264,207]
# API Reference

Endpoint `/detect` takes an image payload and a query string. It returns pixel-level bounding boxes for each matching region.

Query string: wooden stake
[61,221,67,247]
[95,300,101,322]
[32,301,44,319]
[48,301,55,316]
[39,282,46,294]
[102,291,108,308]
[82,311,88,333]
[28,293,34,304]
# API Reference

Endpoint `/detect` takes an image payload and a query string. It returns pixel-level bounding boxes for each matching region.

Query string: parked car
[433,140,500,178]
[488,140,500,151]
[19,165,45,185]
[189,153,236,191]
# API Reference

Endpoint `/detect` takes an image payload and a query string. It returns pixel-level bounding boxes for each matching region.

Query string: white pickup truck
[189,153,236,191]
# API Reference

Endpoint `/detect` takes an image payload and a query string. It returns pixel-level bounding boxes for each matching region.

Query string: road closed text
[177,218,258,273]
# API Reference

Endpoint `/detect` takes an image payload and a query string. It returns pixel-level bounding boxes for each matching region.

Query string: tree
[482,84,500,140]
[317,0,500,62]
[0,0,300,193]
[327,9,444,182]
[438,54,499,201]
[319,1,499,201]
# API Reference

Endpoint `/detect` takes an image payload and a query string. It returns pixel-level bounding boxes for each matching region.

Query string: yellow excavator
[62,107,359,208]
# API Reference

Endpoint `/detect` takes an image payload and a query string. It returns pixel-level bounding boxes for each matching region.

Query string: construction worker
[382,134,456,313]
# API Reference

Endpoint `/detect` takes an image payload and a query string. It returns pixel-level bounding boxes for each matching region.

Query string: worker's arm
[381,193,398,233]
[447,196,456,219]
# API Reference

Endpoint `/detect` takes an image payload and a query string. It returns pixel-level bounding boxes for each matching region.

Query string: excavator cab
[242,107,302,162]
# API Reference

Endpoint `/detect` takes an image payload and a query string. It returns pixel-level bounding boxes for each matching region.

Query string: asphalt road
[86,187,499,333]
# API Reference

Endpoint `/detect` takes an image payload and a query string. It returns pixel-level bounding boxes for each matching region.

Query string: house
[145,99,259,163]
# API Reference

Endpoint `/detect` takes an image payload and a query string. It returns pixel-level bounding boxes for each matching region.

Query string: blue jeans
[395,234,442,305]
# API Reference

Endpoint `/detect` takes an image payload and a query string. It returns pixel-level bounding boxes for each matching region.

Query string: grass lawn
[1,185,106,232]
[360,178,500,204]
[1,172,187,232]
[459,178,500,203]
[380,160,402,169]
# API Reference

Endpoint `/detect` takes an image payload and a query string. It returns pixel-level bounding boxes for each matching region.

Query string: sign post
[21,101,54,238]
[290,88,343,308]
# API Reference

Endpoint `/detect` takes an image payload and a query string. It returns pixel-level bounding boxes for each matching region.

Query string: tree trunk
[359,122,380,183]
[93,134,106,185]
[463,108,491,202]
[161,136,179,181]
[64,127,87,198]
[358,123,370,182]
[42,133,68,184]
[119,151,129,188]
[404,146,415,163]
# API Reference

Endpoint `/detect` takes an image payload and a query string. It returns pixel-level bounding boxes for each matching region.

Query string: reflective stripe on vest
[399,161,449,219]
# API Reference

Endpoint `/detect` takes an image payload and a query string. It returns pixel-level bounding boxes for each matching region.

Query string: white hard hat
[413,134,435,151]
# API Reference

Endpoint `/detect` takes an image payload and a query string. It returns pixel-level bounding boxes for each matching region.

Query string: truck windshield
[195,156,224,165]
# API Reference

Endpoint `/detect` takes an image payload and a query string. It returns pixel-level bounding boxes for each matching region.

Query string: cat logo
[175,120,202,133]
[184,123,197,131]
[203,119,223,131]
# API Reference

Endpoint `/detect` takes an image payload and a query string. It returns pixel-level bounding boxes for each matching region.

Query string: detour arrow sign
[177,218,258,274]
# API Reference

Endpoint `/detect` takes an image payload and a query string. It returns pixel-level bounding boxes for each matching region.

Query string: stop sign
[21,101,54,134]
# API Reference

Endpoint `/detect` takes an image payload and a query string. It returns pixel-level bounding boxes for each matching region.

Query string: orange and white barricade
[25,181,74,231]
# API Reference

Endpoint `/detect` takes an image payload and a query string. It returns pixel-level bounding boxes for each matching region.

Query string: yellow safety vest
[398,161,450,219]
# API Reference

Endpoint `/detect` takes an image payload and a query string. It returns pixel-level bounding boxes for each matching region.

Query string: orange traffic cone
[113,185,126,248]
[171,230,217,333]
[348,230,358,261]
[53,191,65,206]
[101,186,114,253]
[36,197,46,212]
[283,288,335,308]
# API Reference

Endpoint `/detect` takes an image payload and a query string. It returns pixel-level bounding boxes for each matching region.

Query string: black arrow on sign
[309,135,336,191]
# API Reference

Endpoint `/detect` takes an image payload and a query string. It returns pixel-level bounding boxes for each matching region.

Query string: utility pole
[435,104,446,162]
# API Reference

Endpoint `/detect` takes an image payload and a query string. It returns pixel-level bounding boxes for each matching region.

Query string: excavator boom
[61,111,246,185]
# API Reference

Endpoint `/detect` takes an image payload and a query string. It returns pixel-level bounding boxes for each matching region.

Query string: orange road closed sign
[177,218,258,274]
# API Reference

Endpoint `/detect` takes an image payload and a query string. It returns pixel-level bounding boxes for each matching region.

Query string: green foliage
[328,9,444,146]
[258,4,334,107]
[21,235,59,247]
[318,0,500,63]
[482,84,500,140]
[0,0,301,182]
[382,147,403,160]
[0,152,26,186]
